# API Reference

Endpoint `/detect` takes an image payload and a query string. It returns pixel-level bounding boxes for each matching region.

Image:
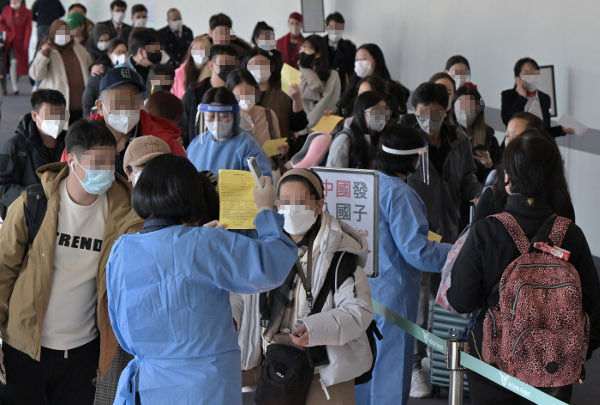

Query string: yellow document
[262,138,288,157]
[281,63,302,95]
[218,170,258,230]
[428,231,442,243]
[311,115,344,134]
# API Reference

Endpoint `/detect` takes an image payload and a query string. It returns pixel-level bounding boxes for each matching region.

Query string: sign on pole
[311,167,379,278]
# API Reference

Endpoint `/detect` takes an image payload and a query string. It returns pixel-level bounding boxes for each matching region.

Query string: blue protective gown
[106,211,297,404]
[186,129,272,180]
[355,173,452,405]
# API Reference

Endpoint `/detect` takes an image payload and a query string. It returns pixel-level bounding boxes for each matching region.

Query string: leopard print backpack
[482,213,590,387]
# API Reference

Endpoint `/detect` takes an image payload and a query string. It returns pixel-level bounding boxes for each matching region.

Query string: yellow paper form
[311,115,344,133]
[428,231,442,243]
[262,138,288,157]
[218,170,258,230]
[281,63,302,96]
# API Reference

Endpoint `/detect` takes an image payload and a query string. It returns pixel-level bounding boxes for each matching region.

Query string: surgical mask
[145,50,162,65]
[132,169,142,186]
[417,116,444,135]
[192,54,208,65]
[217,65,235,83]
[455,109,477,128]
[97,41,109,51]
[327,32,342,43]
[355,60,374,78]
[169,20,183,32]
[40,119,66,139]
[258,39,276,51]
[133,18,147,27]
[206,120,234,141]
[112,12,125,24]
[72,160,115,195]
[54,34,71,47]
[110,53,126,66]
[249,69,271,85]
[279,205,317,235]
[366,112,388,133]
[520,74,539,91]
[11,2,21,9]
[239,97,256,111]
[105,109,140,134]
[451,74,470,88]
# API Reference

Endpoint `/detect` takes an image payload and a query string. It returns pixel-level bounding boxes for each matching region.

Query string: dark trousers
[0,337,100,405]
[467,369,573,404]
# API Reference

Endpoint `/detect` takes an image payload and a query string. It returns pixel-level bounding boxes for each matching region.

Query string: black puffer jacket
[0,114,65,218]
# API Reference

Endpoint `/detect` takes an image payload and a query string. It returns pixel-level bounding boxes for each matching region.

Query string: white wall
[77,0,600,255]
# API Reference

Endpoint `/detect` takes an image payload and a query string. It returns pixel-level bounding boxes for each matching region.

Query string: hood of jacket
[316,213,369,270]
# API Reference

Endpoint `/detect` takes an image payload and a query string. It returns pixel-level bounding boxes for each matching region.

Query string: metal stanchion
[446,337,468,405]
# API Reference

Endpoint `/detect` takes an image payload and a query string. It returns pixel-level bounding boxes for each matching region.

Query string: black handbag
[254,343,314,405]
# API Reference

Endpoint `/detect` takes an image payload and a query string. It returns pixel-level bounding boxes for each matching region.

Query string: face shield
[381,144,430,185]
[196,103,241,143]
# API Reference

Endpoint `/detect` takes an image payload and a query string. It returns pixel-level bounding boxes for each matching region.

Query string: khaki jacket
[0,162,143,375]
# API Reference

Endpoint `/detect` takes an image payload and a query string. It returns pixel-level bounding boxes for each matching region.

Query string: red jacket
[0,6,32,76]
[276,32,303,68]
[61,110,187,161]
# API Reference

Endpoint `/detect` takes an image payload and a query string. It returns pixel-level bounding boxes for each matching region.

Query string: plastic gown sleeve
[389,191,452,273]
[301,266,374,347]
[200,210,297,294]
[106,238,134,356]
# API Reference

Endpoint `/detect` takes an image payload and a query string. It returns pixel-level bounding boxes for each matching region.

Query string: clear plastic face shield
[196,103,240,143]
[381,144,430,184]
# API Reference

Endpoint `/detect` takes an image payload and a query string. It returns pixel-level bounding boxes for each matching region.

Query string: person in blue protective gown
[186,86,272,181]
[105,154,297,405]
[355,124,452,405]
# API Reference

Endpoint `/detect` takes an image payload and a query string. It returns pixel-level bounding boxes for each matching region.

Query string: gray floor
[2,83,598,404]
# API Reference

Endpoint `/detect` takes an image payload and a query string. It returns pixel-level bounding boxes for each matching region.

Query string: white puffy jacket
[231,213,374,388]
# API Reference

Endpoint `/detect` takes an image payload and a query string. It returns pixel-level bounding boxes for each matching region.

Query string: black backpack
[310,251,382,386]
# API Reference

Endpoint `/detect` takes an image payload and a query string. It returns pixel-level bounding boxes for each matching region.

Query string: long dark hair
[348,91,388,169]
[451,86,487,146]
[503,129,574,219]
[300,35,331,82]
[183,35,211,90]
[243,47,281,89]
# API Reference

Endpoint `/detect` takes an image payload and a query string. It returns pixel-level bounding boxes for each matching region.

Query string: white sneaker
[409,362,432,398]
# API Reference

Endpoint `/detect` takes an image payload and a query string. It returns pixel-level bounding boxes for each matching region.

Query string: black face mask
[145,50,162,65]
[217,64,235,82]
[299,52,315,68]
[152,84,172,93]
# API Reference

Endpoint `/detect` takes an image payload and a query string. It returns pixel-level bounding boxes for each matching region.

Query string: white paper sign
[557,114,588,136]
[311,167,379,277]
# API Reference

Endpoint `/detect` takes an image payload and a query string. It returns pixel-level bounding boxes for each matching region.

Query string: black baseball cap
[99,66,146,94]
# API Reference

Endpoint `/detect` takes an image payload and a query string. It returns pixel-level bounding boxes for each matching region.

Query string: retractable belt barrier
[372,300,568,405]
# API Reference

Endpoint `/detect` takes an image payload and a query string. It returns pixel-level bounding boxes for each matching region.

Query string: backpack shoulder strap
[490,213,530,255]
[549,216,572,248]
[309,251,357,316]
[264,108,275,139]
[24,183,48,245]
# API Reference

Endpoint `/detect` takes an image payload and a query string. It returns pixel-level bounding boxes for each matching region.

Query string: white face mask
[327,31,342,43]
[97,41,109,51]
[239,97,256,111]
[10,1,21,9]
[249,69,271,85]
[206,120,234,141]
[279,205,317,236]
[355,60,374,78]
[133,18,147,27]
[258,39,276,51]
[417,116,444,135]
[132,169,142,186]
[366,112,388,133]
[191,53,208,65]
[112,11,125,24]
[110,53,127,66]
[105,109,140,134]
[520,74,540,91]
[455,109,477,129]
[54,34,71,47]
[169,20,183,32]
[451,74,470,89]
[40,119,66,139]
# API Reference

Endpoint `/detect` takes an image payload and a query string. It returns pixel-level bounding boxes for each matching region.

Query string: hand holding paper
[311,115,344,134]
[428,231,442,243]
[281,64,303,96]
[218,170,258,230]
[557,114,587,136]
[262,138,288,157]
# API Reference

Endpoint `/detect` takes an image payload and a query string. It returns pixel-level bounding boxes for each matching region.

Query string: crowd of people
[0,2,598,405]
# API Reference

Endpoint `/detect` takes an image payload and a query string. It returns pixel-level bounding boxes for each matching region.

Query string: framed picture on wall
[301,0,325,33]
[538,65,557,117]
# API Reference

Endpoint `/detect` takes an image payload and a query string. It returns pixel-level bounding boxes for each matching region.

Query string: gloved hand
[254,177,276,212]
[203,220,227,230]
